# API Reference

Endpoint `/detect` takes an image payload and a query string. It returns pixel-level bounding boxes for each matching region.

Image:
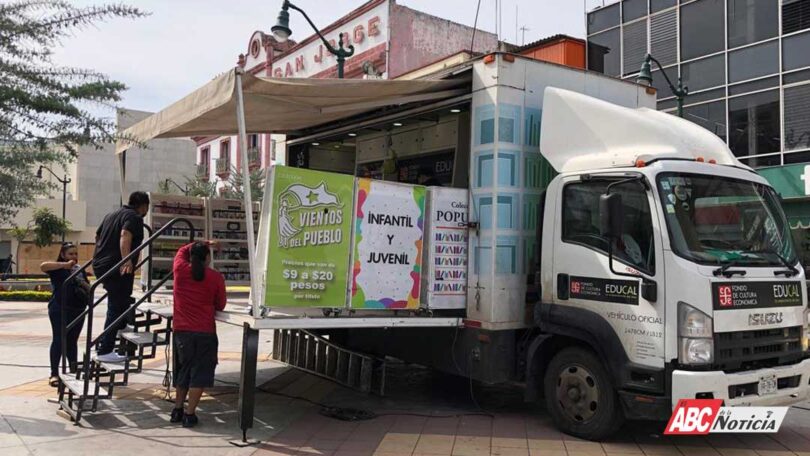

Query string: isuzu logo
[749,312,784,326]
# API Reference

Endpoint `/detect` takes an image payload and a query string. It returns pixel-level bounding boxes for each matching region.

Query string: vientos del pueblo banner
[263,167,435,310]
[350,178,426,309]
[265,167,354,307]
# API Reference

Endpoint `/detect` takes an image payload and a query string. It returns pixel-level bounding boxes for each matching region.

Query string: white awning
[115,68,466,154]
[540,87,745,173]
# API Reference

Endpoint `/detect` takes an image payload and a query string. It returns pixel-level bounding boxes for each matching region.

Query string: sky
[53,0,607,117]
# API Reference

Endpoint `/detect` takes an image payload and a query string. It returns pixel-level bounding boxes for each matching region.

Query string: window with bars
[651,9,678,67]
[623,19,648,76]
[783,0,810,34]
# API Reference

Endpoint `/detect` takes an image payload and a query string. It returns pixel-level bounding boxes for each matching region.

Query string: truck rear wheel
[543,347,624,440]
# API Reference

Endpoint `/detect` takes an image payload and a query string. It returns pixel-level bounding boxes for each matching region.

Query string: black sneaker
[170,408,184,423]
[182,413,198,428]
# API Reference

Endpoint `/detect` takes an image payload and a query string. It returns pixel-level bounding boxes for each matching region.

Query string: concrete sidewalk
[3,299,810,456]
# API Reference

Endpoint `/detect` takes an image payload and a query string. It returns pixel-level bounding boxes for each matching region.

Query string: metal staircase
[272,329,387,395]
[56,218,192,424]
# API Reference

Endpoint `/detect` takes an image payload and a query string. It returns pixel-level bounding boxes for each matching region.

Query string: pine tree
[0,1,147,223]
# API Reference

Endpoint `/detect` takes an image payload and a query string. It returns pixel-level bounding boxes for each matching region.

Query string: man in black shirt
[93,191,149,363]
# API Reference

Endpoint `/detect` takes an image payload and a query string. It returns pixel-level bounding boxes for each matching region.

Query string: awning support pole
[235,68,260,317]
[119,150,127,206]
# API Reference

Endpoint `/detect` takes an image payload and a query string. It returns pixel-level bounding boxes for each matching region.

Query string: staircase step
[120,331,165,346]
[150,306,173,319]
[59,374,107,398]
[92,357,129,373]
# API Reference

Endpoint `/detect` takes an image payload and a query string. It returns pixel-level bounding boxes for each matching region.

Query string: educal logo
[664,399,788,435]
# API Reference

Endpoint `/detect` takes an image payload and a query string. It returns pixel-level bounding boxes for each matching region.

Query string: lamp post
[271,0,355,78]
[36,166,71,243]
[636,53,689,118]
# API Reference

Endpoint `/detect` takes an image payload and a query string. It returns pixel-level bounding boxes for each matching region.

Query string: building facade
[194,0,500,191]
[0,108,196,274]
[587,0,810,168]
[586,0,810,265]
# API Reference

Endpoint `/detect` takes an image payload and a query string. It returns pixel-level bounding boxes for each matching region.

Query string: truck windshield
[657,173,797,266]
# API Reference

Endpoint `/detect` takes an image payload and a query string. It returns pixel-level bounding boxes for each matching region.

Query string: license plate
[758,374,777,396]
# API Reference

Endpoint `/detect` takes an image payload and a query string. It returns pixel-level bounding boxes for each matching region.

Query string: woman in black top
[41,243,87,387]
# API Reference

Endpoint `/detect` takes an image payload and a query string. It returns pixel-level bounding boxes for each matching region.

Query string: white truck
[326,87,810,440]
[115,55,810,441]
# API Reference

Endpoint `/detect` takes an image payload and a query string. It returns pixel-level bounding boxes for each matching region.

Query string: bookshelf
[208,198,260,285]
[144,193,207,289]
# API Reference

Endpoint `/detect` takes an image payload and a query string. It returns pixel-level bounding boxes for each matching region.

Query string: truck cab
[532,88,810,439]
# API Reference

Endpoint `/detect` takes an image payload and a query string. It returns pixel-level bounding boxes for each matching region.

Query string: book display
[143,193,258,287]
[207,198,260,285]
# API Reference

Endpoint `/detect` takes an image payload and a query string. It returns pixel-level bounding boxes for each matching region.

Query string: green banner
[265,167,354,308]
[757,164,810,199]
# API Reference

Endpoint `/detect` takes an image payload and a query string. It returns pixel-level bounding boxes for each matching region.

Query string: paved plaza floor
[2,299,810,456]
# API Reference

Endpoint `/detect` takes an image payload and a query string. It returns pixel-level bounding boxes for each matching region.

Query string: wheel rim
[556,363,599,423]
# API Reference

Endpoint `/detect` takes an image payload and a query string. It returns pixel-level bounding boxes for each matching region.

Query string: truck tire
[543,346,624,440]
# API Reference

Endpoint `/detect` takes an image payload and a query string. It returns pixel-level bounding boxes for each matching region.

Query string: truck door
[550,174,665,388]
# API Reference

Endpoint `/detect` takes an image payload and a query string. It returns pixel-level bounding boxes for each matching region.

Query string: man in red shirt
[170,241,226,427]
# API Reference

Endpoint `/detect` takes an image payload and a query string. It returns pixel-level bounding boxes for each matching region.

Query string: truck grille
[714,326,804,372]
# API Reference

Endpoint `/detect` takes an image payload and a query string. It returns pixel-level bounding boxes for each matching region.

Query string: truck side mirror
[599,193,624,238]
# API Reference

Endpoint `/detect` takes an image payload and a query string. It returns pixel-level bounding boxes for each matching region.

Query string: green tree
[0,1,147,224]
[7,224,30,274]
[31,207,69,247]
[221,166,265,203]
[157,178,179,195]
[7,207,68,273]
[184,176,218,198]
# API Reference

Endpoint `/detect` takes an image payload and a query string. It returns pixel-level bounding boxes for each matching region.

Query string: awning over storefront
[115,68,466,154]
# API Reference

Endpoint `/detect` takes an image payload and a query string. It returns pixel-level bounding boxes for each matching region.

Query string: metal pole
[337,55,344,79]
[234,68,260,317]
[237,323,259,444]
[61,176,67,243]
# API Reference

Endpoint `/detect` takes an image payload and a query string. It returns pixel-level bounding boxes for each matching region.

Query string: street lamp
[271,0,355,78]
[636,53,689,118]
[36,165,71,243]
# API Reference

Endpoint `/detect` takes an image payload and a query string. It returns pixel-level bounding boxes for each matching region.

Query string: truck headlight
[803,307,810,352]
[678,302,714,365]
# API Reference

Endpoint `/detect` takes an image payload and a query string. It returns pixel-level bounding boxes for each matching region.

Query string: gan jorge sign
[271,2,388,78]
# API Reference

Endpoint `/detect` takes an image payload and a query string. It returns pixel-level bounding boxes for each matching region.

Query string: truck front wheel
[543,347,624,440]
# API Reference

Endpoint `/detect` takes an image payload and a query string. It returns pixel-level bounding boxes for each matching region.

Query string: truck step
[272,329,385,395]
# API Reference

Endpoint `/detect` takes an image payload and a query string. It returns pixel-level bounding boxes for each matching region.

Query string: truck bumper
[671,359,810,408]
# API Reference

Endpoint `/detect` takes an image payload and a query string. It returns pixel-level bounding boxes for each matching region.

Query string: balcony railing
[248,147,261,170]
[196,163,209,180]
[215,158,230,177]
